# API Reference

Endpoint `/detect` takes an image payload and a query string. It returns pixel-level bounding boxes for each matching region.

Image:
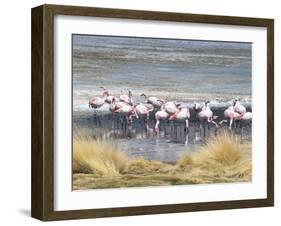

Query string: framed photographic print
[31,4,274,221]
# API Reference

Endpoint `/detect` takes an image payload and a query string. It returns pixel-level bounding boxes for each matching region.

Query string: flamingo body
[119,90,133,105]
[147,97,164,108]
[119,94,130,103]
[135,104,154,118]
[110,99,129,112]
[105,95,115,104]
[194,103,213,123]
[169,107,190,130]
[141,94,164,108]
[161,102,180,115]
[239,112,252,121]
[169,107,190,121]
[89,97,104,109]
[234,104,246,115]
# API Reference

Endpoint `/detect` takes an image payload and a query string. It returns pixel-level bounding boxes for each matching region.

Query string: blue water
[72,35,252,111]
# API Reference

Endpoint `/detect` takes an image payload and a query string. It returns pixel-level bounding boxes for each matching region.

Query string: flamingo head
[131,108,138,118]
[213,115,219,120]
[193,103,203,112]
[88,99,94,108]
[146,103,154,111]
[128,90,132,97]
[233,98,240,106]
[140,93,146,98]
[158,98,165,104]
[103,90,109,96]
[111,97,116,103]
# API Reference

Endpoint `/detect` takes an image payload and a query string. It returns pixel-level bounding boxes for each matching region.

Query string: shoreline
[73,132,252,190]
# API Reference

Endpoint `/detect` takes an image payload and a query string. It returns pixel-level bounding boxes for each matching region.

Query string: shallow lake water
[73,109,252,163]
[72,35,252,111]
[72,35,252,163]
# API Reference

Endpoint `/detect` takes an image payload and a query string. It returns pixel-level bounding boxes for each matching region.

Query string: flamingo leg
[169,113,177,121]
[203,124,206,138]
[210,120,219,128]
[229,117,233,130]
[128,114,133,127]
[93,109,97,125]
[122,115,125,131]
[144,118,148,132]
[155,120,160,133]
[240,122,244,139]
[184,120,189,133]
[199,123,202,137]
[233,120,237,132]
[163,121,167,136]
[219,119,227,126]
[237,112,245,120]
[97,113,101,127]
[116,114,120,129]
[145,121,149,132]
[185,132,189,145]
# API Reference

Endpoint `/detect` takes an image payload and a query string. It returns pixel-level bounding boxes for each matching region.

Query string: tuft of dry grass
[125,158,170,175]
[193,131,242,168]
[175,131,252,183]
[73,129,252,189]
[177,153,193,170]
[73,133,128,177]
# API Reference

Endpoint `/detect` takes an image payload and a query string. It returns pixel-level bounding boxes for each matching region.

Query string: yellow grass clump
[125,158,171,175]
[176,131,252,183]
[193,131,242,168]
[73,129,252,189]
[73,134,128,177]
[177,153,193,170]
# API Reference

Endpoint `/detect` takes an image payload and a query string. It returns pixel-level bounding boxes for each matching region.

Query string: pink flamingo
[88,96,105,125]
[240,112,252,121]
[135,103,154,120]
[153,101,181,133]
[155,110,169,133]
[236,111,252,137]
[233,99,246,118]
[135,103,154,131]
[110,97,136,127]
[194,101,215,123]
[119,90,133,105]
[161,101,181,115]
[194,101,219,137]
[109,97,127,128]
[100,86,115,104]
[140,93,165,108]
[109,98,128,112]
[88,97,104,113]
[168,106,190,131]
[115,104,136,126]
[221,106,252,133]
[220,106,240,129]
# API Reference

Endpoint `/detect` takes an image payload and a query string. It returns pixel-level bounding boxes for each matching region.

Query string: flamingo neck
[142,94,147,100]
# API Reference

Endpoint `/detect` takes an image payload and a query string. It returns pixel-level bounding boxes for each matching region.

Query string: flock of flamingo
[88,86,252,134]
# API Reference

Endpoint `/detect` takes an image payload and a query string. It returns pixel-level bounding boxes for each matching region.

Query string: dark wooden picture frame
[31,4,274,221]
